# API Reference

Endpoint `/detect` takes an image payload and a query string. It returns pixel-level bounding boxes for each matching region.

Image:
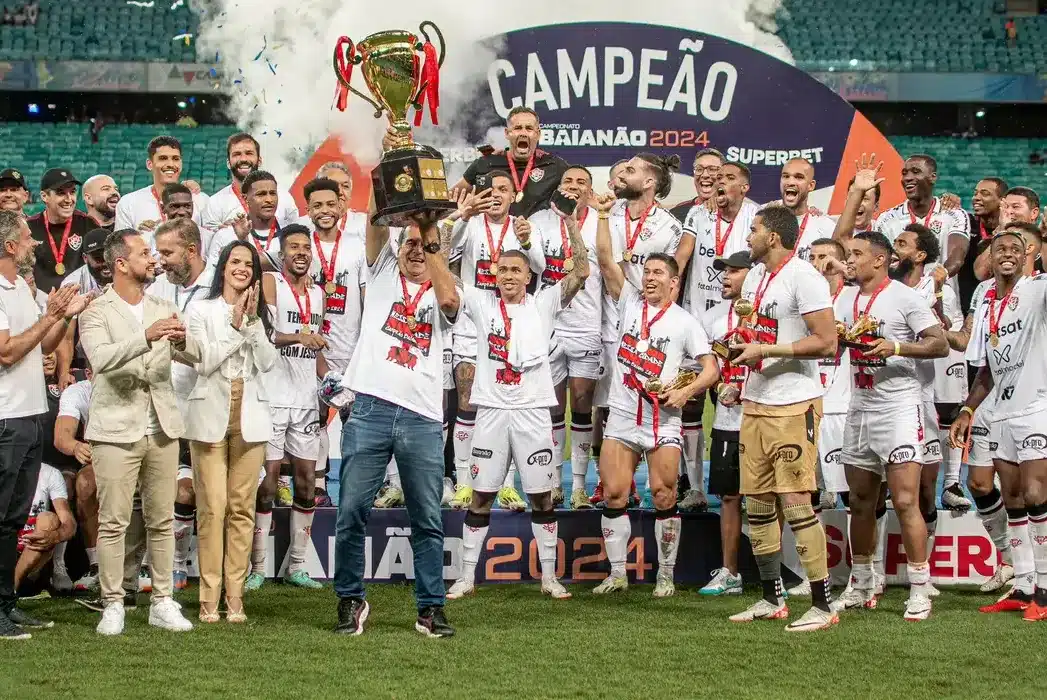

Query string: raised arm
[593,193,625,302]
[365,189,390,267]
[415,212,460,318]
[555,201,591,307]
[832,155,884,242]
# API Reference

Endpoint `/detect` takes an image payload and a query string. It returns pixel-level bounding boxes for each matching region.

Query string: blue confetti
[253,36,267,61]
[214,51,220,62]
[208,67,217,78]
[266,59,276,75]
[275,130,283,138]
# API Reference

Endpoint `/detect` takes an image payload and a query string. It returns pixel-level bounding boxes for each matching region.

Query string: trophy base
[371,143,457,227]
[711,339,741,362]
[839,338,874,352]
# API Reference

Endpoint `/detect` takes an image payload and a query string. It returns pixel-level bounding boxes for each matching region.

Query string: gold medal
[636,339,650,353]
[515,191,524,203]
[325,281,336,295]
[300,324,311,334]
[989,332,999,347]
[406,315,418,330]
[563,258,575,272]
[622,248,633,263]
[733,299,754,318]
[54,262,65,276]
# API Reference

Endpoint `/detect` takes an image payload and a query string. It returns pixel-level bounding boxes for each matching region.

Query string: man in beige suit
[78,229,200,636]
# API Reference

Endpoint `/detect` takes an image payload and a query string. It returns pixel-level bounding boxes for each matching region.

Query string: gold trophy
[838,315,879,351]
[645,369,698,395]
[332,22,455,226]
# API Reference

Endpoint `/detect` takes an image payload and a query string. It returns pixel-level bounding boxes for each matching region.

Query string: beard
[618,183,643,200]
[15,250,35,275]
[165,261,193,286]
[889,258,916,281]
[88,263,111,285]
[232,160,259,182]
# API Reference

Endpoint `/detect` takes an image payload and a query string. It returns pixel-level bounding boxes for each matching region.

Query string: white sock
[682,424,703,493]
[655,513,681,579]
[942,443,962,487]
[503,464,517,490]
[552,413,566,488]
[53,541,68,574]
[1028,510,1047,592]
[850,555,875,589]
[975,492,1011,564]
[86,546,98,567]
[289,507,315,573]
[1008,511,1035,595]
[907,561,930,593]
[453,410,476,469]
[873,509,888,579]
[601,512,631,578]
[570,416,593,492]
[252,511,273,570]
[317,427,330,487]
[173,517,193,571]
[531,515,558,579]
[386,459,401,489]
[460,519,488,583]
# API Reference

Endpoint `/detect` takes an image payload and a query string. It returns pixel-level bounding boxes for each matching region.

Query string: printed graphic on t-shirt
[541,247,569,286]
[485,326,521,385]
[752,305,780,345]
[382,302,433,370]
[849,319,886,390]
[617,333,668,382]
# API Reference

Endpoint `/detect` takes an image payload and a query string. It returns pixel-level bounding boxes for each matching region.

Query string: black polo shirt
[669,198,699,225]
[41,368,88,473]
[462,148,569,219]
[28,210,94,293]
[957,212,992,313]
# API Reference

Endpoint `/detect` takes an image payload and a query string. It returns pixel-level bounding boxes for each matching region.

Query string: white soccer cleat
[652,571,675,598]
[374,486,405,508]
[541,577,572,600]
[980,563,1015,593]
[942,483,972,511]
[440,478,454,506]
[785,606,839,632]
[926,582,941,598]
[73,571,99,593]
[551,487,565,507]
[787,580,811,597]
[445,579,475,600]
[592,574,628,595]
[96,602,125,636]
[874,572,886,596]
[698,568,743,596]
[51,569,73,593]
[729,598,788,623]
[904,590,933,621]
[831,582,878,612]
[677,489,708,511]
[149,597,193,632]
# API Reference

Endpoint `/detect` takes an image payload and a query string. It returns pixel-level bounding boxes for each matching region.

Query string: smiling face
[228,138,260,182]
[715,164,748,210]
[559,167,592,204]
[4,219,37,272]
[900,158,935,202]
[281,232,312,278]
[223,244,255,293]
[694,154,722,201]
[846,237,887,284]
[641,257,677,305]
[163,191,194,220]
[398,226,426,278]
[495,252,531,301]
[779,159,814,210]
[83,175,120,217]
[616,157,654,201]
[1001,193,1040,225]
[115,234,158,285]
[308,187,340,233]
[148,146,183,185]
[487,176,514,219]
[154,230,195,286]
[972,179,1002,218]
[41,183,78,221]
[0,183,26,212]
[505,111,539,162]
[991,232,1025,280]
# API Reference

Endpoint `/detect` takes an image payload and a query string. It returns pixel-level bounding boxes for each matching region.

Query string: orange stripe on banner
[290,135,374,215]
[827,111,905,216]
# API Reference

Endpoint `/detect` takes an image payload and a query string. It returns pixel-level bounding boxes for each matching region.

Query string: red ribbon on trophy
[333,36,356,112]
[413,39,440,126]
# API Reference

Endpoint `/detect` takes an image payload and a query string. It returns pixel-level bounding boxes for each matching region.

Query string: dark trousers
[0,416,42,613]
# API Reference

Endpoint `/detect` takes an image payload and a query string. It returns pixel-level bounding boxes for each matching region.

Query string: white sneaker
[652,571,675,598]
[980,563,1015,593]
[785,606,839,632]
[904,590,933,621]
[445,579,475,600]
[729,598,788,623]
[831,582,878,612]
[592,574,628,595]
[96,602,125,636]
[440,478,454,506]
[148,597,193,631]
[51,568,73,593]
[787,580,811,597]
[698,568,743,596]
[541,577,571,600]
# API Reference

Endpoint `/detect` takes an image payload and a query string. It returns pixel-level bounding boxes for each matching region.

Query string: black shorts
[708,428,741,497]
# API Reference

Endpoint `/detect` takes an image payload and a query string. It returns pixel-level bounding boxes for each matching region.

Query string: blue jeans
[334,394,445,610]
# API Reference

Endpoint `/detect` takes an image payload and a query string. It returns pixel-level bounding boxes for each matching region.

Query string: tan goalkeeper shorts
[740,398,822,495]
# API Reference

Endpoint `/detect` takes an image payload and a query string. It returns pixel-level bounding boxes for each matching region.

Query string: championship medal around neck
[563,257,575,272]
[636,339,650,353]
[325,281,336,294]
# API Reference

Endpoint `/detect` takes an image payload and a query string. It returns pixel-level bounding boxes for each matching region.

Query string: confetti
[266,59,276,75]
[208,67,217,78]
[126,0,155,6]
[253,36,267,62]
[172,32,192,44]
[170,0,184,8]
[275,131,283,138]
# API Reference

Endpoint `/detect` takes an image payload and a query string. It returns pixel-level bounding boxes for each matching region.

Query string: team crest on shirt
[930,220,942,235]
[751,303,780,346]
[383,302,433,370]
[529,168,544,183]
[541,244,569,286]
[1008,294,1019,311]
[68,234,82,251]
[474,243,498,291]
[47,383,60,398]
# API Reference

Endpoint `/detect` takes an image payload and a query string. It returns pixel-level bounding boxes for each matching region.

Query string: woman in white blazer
[185,240,277,623]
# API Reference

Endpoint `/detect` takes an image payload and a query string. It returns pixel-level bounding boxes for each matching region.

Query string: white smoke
[191,0,792,185]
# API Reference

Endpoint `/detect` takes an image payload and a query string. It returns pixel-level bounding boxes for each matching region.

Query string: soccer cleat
[73,567,100,593]
[445,579,475,600]
[415,606,455,638]
[314,491,333,508]
[497,486,527,512]
[980,589,1031,614]
[874,573,886,596]
[699,568,743,596]
[449,485,472,510]
[334,597,369,635]
[283,570,324,589]
[441,478,454,506]
[0,612,30,640]
[785,606,839,632]
[374,486,405,508]
[149,597,193,632]
[137,568,152,593]
[541,577,571,599]
[729,599,789,622]
[244,572,265,591]
[819,490,838,511]
[588,481,605,506]
[926,583,941,598]
[979,564,1014,593]
[51,569,73,593]
[903,591,933,621]
[7,607,53,629]
[276,485,293,507]
[96,602,125,636]
[652,571,676,598]
[1022,601,1047,622]
[20,590,49,601]
[832,583,878,611]
[592,574,628,595]
[570,489,592,510]
[941,483,972,511]
[677,489,708,512]
[551,486,565,507]
[173,570,188,591]
[787,580,812,597]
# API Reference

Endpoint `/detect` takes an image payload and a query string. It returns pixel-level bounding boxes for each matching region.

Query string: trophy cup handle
[411,21,445,107]
[332,36,385,117]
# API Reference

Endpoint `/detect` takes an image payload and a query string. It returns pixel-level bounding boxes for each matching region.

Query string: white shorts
[452,330,477,368]
[920,400,942,466]
[604,407,683,455]
[443,344,454,391]
[967,410,994,468]
[267,407,321,461]
[991,407,1047,464]
[470,407,556,494]
[842,403,922,474]
[593,341,616,408]
[550,334,602,385]
[818,412,847,493]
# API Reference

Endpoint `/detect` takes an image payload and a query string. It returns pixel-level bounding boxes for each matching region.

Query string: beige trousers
[189,379,265,603]
[93,433,178,603]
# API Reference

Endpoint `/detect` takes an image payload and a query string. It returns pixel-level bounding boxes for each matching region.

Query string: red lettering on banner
[528,539,566,580]
[825,524,846,569]
[929,535,952,578]
[884,533,907,575]
[957,535,994,579]
[484,537,522,581]
[572,537,606,581]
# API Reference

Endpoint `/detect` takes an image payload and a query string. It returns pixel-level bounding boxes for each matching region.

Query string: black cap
[83,228,110,256]
[0,168,27,190]
[713,251,753,271]
[40,167,81,192]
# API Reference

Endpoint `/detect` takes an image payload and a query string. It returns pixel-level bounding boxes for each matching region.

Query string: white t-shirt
[114,185,210,246]
[965,279,999,420]
[60,265,103,296]
[147,267,213,402]
[207,225,282,270]
[461,284,562,410]
[26,464,67,524]
[309,230,366,363]
[875,197,970,296]
[608,284,711,421]
[974,274,1047,421]
[346,243,456,422]
[739,257,832,405]
[834,280,939,412]
[820,287,852,415]
[58,379,92,426]
[200,182,300,233]
[682,201,757,321]
[792,212,838,263]
[702,302,748,432]
[266,271,324,409]
[531,207,602,349]
[0,274,47,419]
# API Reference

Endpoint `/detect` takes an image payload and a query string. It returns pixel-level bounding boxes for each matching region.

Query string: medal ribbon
[399,273,432,337]
[751,253,795,318]
[852,277,891,325]
[253,220,277,254]
[624,202,657,255]
[282,273,312,331]
[151,186,168,222]
[907,198,937,227]
[484,215,511,263]
[314,230,342,285]
[498,297,515,372]
[640,300,671,341]
[43,214,73,271]
[987,284,1014,342]
[715,211,734,257]
[633,299,672,443]
[506,152,535,196]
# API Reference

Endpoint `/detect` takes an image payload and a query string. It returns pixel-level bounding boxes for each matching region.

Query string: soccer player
[447,195,590,600]
[590,190,719,598]
[114,136,209,241]
[249,224,327,590]
[207,170,284,270]
[951,225,1047,619]
[832,155,885,241]
[726,205,839,631]
[530,167,603,508]
[834,232,949,620]
[201,132,299,232]
[446,172,544,511]
[13,464,76,610]
[776,158,836,261]
[697,251,751,596]
[668,148,725,224]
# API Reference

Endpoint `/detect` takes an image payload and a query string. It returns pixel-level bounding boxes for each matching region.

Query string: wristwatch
[422,241,441,254]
